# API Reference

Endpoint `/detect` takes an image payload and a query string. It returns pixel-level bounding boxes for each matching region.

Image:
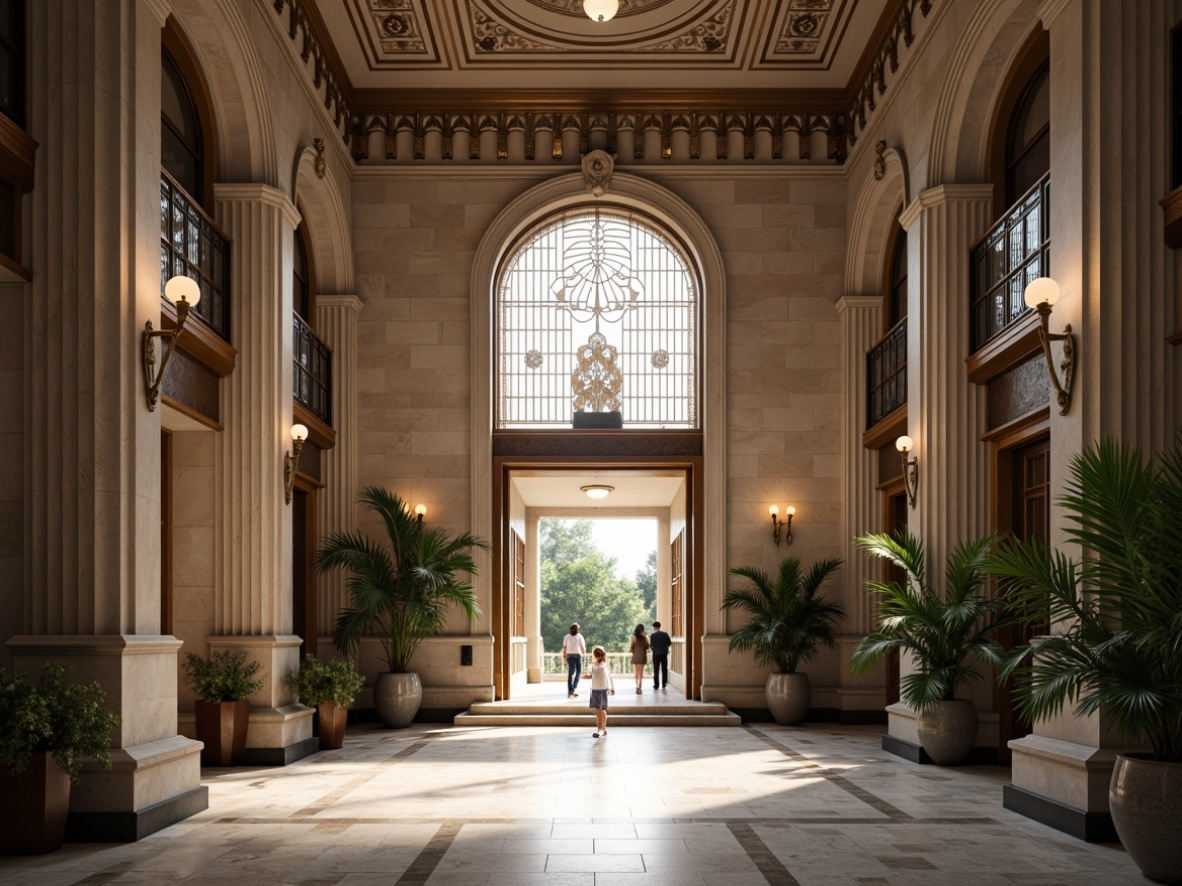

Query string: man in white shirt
[562,623,587,698]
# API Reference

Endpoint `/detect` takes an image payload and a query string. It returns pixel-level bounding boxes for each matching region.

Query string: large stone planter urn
[766,672,810,725]
[916,699,978,765]
[194,700,250,766]
[374,672,421,728]
[317,701,349,750]
[0,751,71,855]
[1110,754,1182,884]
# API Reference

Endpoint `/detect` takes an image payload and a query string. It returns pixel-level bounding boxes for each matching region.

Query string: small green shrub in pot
[285,655,364,708]
[181,650,263,766]
[0,662,120,854]
[181,649,264,703]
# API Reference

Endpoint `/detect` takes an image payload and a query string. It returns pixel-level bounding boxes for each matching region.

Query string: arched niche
[846,147,910,298]
[292,145,354,295]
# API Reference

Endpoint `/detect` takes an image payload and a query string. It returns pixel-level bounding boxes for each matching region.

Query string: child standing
[587,646,615,738]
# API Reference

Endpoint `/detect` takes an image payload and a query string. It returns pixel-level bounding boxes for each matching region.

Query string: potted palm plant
[182,649,263,766]
[990,439,1182,885]
[285,654,365,750]
[722,556,844,725]
[315,487,487,728]
[0,662,119,855]
[851,531,1012,765]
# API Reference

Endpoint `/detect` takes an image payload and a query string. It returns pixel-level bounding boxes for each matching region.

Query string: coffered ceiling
[313,0,886,93]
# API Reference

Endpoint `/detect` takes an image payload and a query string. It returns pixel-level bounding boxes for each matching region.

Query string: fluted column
[315,294,361,642]
[836,295,888,716]
[9,0,205,838]
[837,295,883,636]
[212,183,313,759]
[899,186,993,570]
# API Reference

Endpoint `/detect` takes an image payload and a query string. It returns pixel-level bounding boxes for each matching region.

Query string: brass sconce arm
[896,435,919,509]
[143,276,200,411]
[1025,278,1075,416]
[769,505,796,546]
[284,424,308,505]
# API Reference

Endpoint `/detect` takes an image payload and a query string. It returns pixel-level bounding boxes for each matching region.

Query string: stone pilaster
[888,186,995,752]
[1004,0,1182,840]
[212,183,314,764]
[314,295,362,643]
[836,295,887,717]
[11,0,205,839]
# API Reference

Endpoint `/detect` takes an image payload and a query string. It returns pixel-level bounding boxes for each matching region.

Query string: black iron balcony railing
[970,173,1050,351]
[867,318,907,430]
[160,170,231,342]
[294,314,332,426]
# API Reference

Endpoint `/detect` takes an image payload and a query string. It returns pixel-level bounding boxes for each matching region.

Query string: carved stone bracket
[873,140,887,180]
[313,138,326,178]
[582,150,614,197]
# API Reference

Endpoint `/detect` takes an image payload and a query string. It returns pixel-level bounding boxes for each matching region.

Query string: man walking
[650,621,672,691]
[563,623,586,698]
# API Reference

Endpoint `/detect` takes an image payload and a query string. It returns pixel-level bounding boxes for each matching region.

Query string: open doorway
[492,461,701,701]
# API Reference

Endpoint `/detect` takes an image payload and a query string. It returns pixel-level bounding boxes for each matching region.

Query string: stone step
[465,701,732,717]
[453,712,742,727]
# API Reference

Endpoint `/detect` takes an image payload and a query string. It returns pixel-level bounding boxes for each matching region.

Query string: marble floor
[0,722,1151,885]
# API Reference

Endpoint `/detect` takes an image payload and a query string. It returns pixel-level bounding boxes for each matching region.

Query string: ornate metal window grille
[866,319,907,430]
[160,170,231,341]
[496,208,698,428]
[969,174,1050,351]
[294,314,332,425]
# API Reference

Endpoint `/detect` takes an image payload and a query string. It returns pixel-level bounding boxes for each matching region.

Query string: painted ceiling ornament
[582,150,614,197]
[549,211,643,324]
[571,332,622,413]
[525,349,543,369]
[651,349,669,369]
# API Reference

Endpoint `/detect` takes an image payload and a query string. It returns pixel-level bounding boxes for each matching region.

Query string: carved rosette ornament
[582,150,614,197]
[571,332,622,413]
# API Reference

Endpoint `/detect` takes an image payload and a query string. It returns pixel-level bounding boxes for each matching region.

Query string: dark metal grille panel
[159,171,231,341]
[866,319,907,430]
[970,174,1049,351]
[294,314,332,425]
[497,208,698,428]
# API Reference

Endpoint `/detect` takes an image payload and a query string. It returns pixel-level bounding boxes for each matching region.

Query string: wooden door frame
[984,406,1050,763]
[491,455,704,701]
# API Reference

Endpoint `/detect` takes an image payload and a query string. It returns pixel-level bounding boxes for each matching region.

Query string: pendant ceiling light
[583,0,619,22]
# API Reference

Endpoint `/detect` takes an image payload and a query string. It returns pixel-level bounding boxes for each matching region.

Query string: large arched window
[1005,61,1050,207]
[886,224,907,329]
[161,47,203,202]
[496,207,699,429]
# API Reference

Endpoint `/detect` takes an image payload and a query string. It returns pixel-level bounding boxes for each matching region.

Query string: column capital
[899,183,993,230]
[837,295,882,314]
[213,182,301,229]
[317,295,363,314]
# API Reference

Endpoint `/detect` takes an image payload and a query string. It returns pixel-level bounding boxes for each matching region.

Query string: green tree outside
[634,550,657,623]
[540,519,649,653]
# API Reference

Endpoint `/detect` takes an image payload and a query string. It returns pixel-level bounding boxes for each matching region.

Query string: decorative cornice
[844,0,935,145]
[214,182,302,228]
[317,294,364,313]
[899,182,993,229]
[6,635,184,655]
[271,0,353,144]
[836,295,883,314]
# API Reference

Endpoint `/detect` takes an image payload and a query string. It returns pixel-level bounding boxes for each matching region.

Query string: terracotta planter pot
[0,751,71,855]
[317,700,349,750]
[1110,754,1182,885]
[373,672,421,728]
[917,699,978,765]
[194,700,250,766]
[766,672,811,725]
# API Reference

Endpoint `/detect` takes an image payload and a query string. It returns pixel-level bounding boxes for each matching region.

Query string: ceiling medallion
[583,0,619,22]
[524,0,668,18]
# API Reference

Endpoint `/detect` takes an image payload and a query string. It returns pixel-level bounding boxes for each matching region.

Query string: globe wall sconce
[284,423,308,505]
[769,504,796,546]
[414,503,427,524]
[143,275,200,411]
[583,0,618,22]
[896,435,918,509]
[581,484,614,500]
[1024,277,1075,415]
